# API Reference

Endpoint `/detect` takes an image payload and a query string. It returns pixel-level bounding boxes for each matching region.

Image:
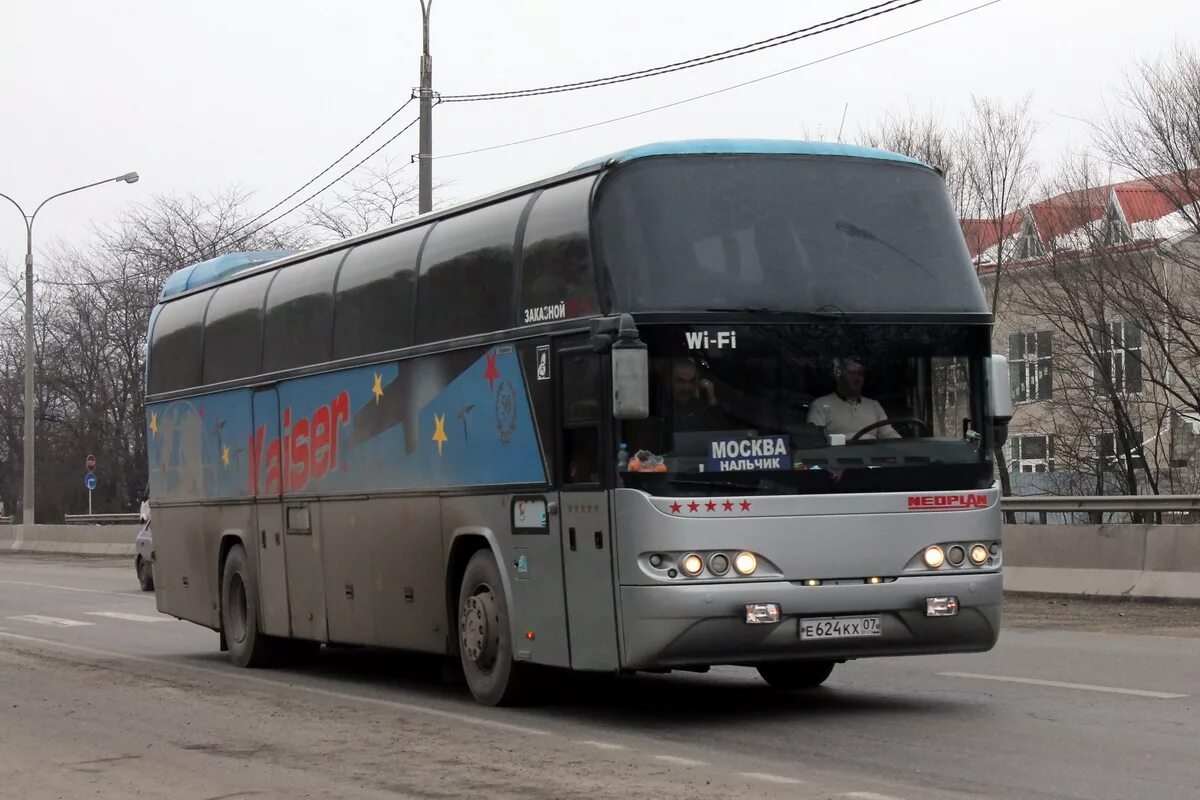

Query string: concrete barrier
[0,524,139,557]
[1002,523,1200,600]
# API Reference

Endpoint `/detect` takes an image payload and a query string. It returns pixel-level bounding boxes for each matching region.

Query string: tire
[220,544,279,668]
[756,660,836,690]
[457,550,526,706]
[136,557,155,592]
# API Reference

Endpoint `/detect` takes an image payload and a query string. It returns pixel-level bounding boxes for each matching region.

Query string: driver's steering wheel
[849,418,932,441]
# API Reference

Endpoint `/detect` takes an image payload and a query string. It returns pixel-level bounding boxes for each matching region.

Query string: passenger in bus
[807,357,900,440]
[671,358,732,431]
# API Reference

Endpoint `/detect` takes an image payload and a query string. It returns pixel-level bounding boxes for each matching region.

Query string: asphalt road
[1,555,1197,800]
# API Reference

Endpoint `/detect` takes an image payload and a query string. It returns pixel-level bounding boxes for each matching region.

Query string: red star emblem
[484,352,500,391]
[687,501,700,513]
[739,499,752,512]
[705,500,717,512]
[722,499,734,511]
[669,501,682,514]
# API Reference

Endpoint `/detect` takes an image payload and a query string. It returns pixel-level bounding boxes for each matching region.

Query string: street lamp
[0,171,139,525]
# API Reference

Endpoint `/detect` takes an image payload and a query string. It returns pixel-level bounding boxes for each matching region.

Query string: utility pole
[418,0,433,214]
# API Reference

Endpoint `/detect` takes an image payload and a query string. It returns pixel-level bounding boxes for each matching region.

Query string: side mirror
[611,314,649,419]
[988,354,1013,447]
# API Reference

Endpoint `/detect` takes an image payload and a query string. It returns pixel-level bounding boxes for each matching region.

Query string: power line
[435,0,1004,161]
[42,116,422,290]
[220,96,416,242]
[441,0,925,103]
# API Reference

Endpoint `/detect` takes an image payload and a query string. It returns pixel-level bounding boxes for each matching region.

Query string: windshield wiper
[834,220,937,282]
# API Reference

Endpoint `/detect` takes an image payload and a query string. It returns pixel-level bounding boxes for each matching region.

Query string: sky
[1,0,1195,282]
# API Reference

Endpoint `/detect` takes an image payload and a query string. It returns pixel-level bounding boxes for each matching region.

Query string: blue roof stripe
[574,138,930,170]
[159,250,298,300]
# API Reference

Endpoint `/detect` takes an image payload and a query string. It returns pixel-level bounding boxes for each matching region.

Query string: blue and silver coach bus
[145,139,1012,705]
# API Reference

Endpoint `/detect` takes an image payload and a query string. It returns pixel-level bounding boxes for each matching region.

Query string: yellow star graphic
[432,413,448,455]
[372,373,384,405]
[221,444,231,468]
[149,411,158,436]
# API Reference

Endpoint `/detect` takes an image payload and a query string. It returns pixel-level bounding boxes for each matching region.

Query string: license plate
[799,615,882,640]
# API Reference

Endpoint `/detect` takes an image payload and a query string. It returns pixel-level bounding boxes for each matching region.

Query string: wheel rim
[460,583,500,672]
[228,573,249,645]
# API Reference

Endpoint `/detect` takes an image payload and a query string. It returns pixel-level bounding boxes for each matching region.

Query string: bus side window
[562,354,601,485]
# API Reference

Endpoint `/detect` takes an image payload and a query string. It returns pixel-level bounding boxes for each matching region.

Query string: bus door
[556,344,620,670]
[251,387,290,637]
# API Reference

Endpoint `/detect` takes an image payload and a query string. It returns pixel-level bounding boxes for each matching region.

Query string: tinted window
[263,252,340,372]
[594,155,988,314]
[520,179,599,323]
[333,228,422,358]
[202,272,274,384]
[148,291,210,394]
[416,197,529,343]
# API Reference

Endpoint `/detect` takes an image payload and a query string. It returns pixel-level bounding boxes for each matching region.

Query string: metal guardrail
[63,513,143,525]
[1001,495,1200,513]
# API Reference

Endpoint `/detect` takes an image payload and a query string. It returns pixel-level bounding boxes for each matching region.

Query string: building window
[1095,321,1143,394]
[1097,430,1146,472]
[1010,434,1055,473]
[1008,331,1053,402]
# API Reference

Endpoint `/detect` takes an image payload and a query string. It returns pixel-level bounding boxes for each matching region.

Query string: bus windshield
[617,323,994,496]
[594,154,987,315]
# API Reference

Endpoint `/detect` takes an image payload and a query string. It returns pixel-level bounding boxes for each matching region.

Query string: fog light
[866,576,883,584]
[745,603,781,624]
[804,579,822,587]
[947,545,966,566]
[969,544,989,565]
[681,553,704,576]
[923,545,946,569]
[733,551,758,576]
[708,553,730,575]
[926,596,959,617]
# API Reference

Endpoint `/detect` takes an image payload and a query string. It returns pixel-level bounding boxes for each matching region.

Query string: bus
[145,139,1012,706]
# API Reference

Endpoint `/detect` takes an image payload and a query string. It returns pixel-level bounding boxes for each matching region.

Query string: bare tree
[0,190,308,521]
[303,156,424,241]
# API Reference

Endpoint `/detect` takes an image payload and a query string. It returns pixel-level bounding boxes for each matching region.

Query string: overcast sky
[1,0,1194,278]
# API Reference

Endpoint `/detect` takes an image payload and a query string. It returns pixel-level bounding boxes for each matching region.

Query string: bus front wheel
[756,660,835,690]
[221,544,278,668]
[457,550,525,706]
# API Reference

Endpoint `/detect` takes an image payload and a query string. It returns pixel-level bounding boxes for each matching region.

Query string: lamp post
[0,171,139,525]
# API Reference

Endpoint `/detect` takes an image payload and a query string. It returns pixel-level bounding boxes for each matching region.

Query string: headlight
[733,551,758,576]
[969,544,990,565]
[947,545,966,566]
[708,553,730,575]
[681,553,704,576]
[923,545,946,569]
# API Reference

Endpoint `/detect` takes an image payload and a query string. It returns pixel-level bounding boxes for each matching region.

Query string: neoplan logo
[907,494,988,511]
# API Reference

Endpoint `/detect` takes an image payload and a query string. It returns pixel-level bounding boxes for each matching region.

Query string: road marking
[0,579,132,597]
[937,671,1188,699]
[740,772,806,785]
[0,630,551,737]
[86,612,170,623]
[653,754,708,767]
[576,740,627,751]
[843,793,904,800]
[7,615,94,628]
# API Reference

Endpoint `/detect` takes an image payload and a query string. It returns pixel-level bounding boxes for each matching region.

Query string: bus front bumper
[618,572,1001,671]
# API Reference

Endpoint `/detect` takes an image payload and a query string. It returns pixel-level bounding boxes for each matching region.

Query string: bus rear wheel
[457,550,525,706]
[756,660,835,690]
[221,544,279,668]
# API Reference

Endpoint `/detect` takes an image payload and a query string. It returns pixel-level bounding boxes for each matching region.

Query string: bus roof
[157,139,932,302]
[574,139,932,170]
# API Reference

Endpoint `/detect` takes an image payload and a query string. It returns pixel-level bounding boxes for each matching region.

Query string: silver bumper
[618,572,1002,670]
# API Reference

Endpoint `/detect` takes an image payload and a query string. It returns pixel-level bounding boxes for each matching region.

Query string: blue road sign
[85,473,97,491]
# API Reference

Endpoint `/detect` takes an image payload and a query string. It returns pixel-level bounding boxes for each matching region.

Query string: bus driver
[807,357,899,440]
